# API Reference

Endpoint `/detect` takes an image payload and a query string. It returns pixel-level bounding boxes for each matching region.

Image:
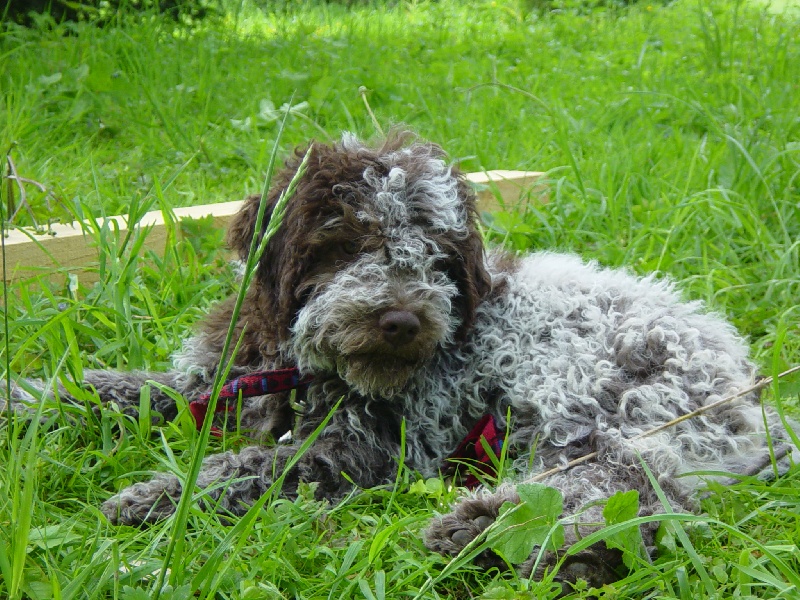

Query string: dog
[4,132,795,589]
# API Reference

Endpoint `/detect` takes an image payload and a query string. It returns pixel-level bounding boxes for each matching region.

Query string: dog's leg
[101,445,289,525]
[82,370,190,420]
[1,370,189,422]
[0,377,54,417]
[103,409,401,524]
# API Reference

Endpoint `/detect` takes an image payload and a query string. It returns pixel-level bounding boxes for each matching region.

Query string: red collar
[189,367,312,436]
[446,414,504,489]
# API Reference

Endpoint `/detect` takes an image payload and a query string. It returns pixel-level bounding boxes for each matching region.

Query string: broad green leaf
[516,483,564,521]
[490,484,564,564]
[602,489,645,568]
[603,489,639,524]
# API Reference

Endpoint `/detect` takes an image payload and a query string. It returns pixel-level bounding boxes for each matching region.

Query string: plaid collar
[446,414,504,489]
[189,367,312,436]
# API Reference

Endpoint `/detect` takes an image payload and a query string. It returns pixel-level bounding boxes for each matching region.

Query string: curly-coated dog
[5,132,795,588]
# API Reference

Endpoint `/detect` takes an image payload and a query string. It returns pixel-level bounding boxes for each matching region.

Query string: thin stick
[2,151,11,429]
[6,154,28,222]
[5,154,62,230]
[5,155,14,219]
[358,86,384,137]
[7,175,49,192]
[530,365,800,482]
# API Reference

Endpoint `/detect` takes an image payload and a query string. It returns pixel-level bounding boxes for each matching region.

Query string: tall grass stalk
[154,111,311,595]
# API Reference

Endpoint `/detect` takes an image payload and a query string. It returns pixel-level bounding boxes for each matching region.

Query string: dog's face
[227,133,491,398]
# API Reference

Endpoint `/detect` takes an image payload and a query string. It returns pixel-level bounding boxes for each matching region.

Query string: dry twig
[359,86,384,137]
[4,152,63,232]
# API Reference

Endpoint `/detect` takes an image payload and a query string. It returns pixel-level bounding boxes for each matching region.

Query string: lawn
[1,0,799,598]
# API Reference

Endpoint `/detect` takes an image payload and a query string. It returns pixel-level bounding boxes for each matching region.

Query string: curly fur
[3,132,795,589]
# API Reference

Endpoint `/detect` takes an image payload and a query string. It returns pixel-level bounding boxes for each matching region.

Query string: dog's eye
[341,240,360,255]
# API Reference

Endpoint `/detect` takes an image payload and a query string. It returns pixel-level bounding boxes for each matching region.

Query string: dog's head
[227,132,491,397]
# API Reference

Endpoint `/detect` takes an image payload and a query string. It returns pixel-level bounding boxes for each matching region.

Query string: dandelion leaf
[490,483,564,564]
[602,489,645,568]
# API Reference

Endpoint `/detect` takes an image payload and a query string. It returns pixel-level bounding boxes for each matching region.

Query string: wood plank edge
[2,170,545,283]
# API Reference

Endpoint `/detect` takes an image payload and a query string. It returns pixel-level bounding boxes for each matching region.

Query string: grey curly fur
[3,132,795,589]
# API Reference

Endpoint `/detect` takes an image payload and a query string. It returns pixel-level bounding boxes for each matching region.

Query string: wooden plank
[471,170,547,213]
[1,170,544,284]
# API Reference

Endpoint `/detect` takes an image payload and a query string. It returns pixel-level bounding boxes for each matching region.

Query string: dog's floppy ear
[451,176,492,340]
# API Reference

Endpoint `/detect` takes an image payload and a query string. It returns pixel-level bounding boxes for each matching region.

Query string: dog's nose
[379,310,421,346]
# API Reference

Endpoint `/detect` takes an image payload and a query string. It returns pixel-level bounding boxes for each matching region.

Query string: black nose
[379,310,421,346]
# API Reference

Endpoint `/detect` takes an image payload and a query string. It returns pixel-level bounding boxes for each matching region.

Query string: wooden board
[1,170,544,284]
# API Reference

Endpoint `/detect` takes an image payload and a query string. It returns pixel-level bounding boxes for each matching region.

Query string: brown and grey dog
[4,132,795,588]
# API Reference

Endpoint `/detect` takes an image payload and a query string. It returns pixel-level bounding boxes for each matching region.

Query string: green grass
[1,0,799,598]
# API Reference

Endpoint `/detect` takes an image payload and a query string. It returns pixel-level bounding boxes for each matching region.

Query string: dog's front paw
[102,474,183,525]
[424,488,519,570]
[426,488,626,593]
